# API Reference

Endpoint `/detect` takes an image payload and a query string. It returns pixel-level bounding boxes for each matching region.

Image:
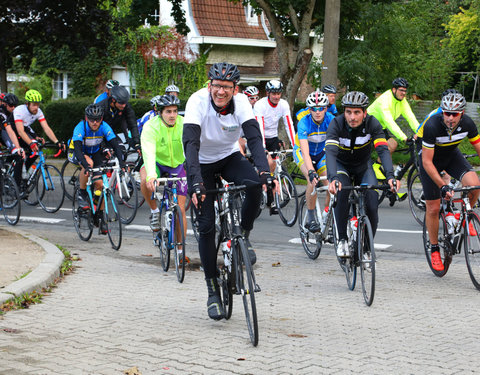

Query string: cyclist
[326,91,397,257]
[94,79,119,104]
[293,90,334,232]
[244,86,260,108]
[420,92,480,271]
[137,95,161,136]
[69,104,126,234]
[165,84,180,97]
[183,62,276,321]
[140,94,187,238]
[296,84,338,123]
[97,85,140,154]
[12,89,64,195]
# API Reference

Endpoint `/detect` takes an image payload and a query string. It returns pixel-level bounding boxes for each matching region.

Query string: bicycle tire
[72,187,93,241]
[23,168,40,206]
[159,208,171,272]
[104,189,122,250]
[358,217,376,306]
[37,164,65,213]
[408,171,426,226]
[423,212,451,277]
[298,196,322,259]
[464,212,480,290]
[275,171,299,227]
[1,174,21,225]
[334,219,356,291]
[236,237,259,346]
[61,159,81,201]
[172,205,186,283]
[190,204,200,242]
[220,252,234,320]
[114,171,138,225]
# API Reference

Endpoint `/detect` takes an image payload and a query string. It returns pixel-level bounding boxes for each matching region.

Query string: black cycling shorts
[265,137,281,152]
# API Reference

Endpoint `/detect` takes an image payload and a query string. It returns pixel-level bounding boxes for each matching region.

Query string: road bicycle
[423,185,480,290]
[109,154,138,225]
[153,175,187,283]
[7,143,65,213]
[0,150,21,225]
[207,176,261,346]
[335,183,393,306]
[298,178,336,260]
[72,161,122,250]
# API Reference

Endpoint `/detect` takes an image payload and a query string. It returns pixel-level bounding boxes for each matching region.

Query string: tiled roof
[191,0,268,40]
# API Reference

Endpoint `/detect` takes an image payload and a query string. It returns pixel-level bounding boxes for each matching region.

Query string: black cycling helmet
[3,93,19,107]
[392,77,409,88]
[440,93,466,113]
[321,84,337,94]
[157,94,180,111]
[265,80,283,93]
[441,88,460,98]
[341,91,369,108]
[110,85,130,104]
[208,62,240,83]
[85,104,104,120]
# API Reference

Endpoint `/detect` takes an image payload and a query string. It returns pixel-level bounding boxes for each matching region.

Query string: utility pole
[321,0,341,87]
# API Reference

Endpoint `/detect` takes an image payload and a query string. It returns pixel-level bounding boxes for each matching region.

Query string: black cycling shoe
[206,278,224,320]
[305,220,321,233]
[242,229,257,265]
[99,215,108,235]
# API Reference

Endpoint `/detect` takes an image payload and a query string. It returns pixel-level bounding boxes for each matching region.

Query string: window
[245,5,259,26]
[53,73,71,100]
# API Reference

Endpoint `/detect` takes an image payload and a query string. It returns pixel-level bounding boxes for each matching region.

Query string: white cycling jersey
[13,104,45,129]
[254,97,295,147]
[184,88,255,164]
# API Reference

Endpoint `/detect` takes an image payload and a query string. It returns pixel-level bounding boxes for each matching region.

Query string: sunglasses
[310,107,326,112]
[248,96,259,100]
[444,111,461,118]
[87,117,102,123]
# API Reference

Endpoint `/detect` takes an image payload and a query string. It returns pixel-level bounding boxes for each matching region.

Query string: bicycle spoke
[37,165,65,213]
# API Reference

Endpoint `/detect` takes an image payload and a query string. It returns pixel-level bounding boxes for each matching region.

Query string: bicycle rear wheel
[236,237,259,346]
[72,187,93,241]
[358,217,376,306]
[334,221,356,291]
[298,196,322,259]
[172,206,186,283]
[1,174,21,225]
[37,164,65,213]
[114,171,138,224]
[275,171,298,227]
[464,212,480,290]
[408,171,425,226]
[158,209,171,272]
[61,159,81,201]
[423,212,451,277]
[104,189,122,250]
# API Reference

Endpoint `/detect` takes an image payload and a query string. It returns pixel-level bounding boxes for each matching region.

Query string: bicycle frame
[154,177,183,246]
[85,164,118,217]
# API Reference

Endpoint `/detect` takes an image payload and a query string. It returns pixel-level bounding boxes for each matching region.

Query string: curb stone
[0,227,64,305]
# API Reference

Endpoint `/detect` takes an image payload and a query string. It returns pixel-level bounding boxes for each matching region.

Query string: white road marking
[125,224,194,236]
[288,237,391,250]
[19,216,65,224]
[36,207,71,212]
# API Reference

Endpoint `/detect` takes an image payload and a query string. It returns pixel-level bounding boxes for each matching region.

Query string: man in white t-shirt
[183,62,277,321]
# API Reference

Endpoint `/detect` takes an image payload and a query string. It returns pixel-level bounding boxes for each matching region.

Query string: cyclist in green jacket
[140,94,187,234]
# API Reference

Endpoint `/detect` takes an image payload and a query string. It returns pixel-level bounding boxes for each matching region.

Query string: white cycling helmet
[243,86,259,97]
[265,80,283,93]
[441,93,466,113]
[306,90,329,108]
[165,84,180,93]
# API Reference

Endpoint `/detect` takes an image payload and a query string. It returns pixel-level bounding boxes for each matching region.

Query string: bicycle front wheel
[37,164,65,213]
[423,212,451,277]
[114,171,138,225]
[275,171,298,227]
[464,212,480,290]
[408,171,426,226]
[72,187,93,241]
[298,196,321,259]
[104,189,122,250]
[159,209,171,272]
[172,206,186,283]
[1,174,21,225]
[358,217,376,306]
[220,256,233,320]
[236,237,259,346]
[61,159,81,201]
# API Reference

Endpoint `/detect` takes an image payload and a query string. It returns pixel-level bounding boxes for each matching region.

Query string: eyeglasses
[210,83,234,92]
[248,96,259,101]
[310,107,326,112]
[444,111,461,118]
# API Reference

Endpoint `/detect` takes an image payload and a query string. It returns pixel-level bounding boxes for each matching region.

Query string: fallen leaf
[237,358,246,361]
[288,333,307,338]
[123,366,142,375]
[272,262,281,267]
[141,254,153,257]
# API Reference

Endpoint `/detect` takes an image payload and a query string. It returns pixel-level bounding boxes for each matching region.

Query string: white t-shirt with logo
[254,97,295,147]
[13,104,45,130]
[184,88,255,164]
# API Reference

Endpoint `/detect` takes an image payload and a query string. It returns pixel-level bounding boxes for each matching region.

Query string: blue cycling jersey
[94,92,108,104]
[294,111,334,156]
[70,120,116,155]
[137,110,156,135]
[417,107,442,138]
[327,103,338,115]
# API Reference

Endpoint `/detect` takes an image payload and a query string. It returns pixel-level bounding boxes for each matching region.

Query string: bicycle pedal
[254,284,261,293]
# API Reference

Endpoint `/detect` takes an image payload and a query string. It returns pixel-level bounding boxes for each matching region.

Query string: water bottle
[21,164,28,179]
[445,212,456,235]
[222,240,232,268]
[394,164,403,179]
[321,207,329,230]
[165,210,172,229]
[93,190,101,207]
[453,209,461,230]
[349,216,358,241]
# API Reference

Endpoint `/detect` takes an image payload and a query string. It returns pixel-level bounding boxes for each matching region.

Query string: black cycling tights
[196,152,262,279]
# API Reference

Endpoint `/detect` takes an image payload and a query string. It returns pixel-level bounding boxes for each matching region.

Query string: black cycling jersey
[97,97,140,147]
[325,113,394,181]
[0,105,14,128]
[422,113,480,161]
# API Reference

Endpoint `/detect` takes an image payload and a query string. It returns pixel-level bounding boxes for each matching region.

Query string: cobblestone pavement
[1,229,480,374]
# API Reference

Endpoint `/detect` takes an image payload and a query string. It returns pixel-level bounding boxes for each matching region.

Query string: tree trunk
[0,51,8,92]
[321,0,341,87]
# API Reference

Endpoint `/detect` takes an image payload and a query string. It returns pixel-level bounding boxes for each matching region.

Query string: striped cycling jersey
[254,97,295,148]
[294,112,334,156]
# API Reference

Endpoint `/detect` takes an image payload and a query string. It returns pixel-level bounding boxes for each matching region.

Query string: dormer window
[245,4,259,26]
